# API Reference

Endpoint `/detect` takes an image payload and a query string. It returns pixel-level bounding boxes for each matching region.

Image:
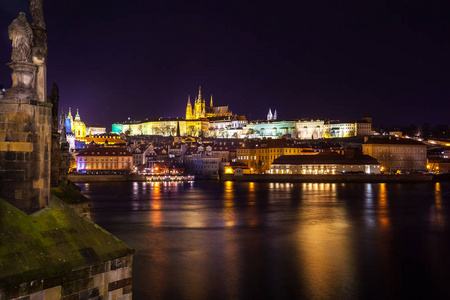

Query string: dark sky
[0,0,449,128]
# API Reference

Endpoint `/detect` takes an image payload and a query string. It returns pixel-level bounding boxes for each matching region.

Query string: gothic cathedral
[185,86,232,120]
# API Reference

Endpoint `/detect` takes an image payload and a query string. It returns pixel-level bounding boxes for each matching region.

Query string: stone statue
[8,13,34,63]
[30,0,46,29]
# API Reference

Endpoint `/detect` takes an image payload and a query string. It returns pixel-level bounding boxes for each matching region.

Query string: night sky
[0,0,448,128]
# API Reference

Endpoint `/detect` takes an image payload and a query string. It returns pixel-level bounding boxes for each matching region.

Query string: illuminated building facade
[236,139,316,173]
[362,137,427,173]
[270,152,381,174]
[295,119,326,139]
[113,118,206,137]
[82,135,126,146]
[76,146,133,174]
[87,125,106,135]
[324,119,372,138]
[207,116,247,138]
[427,158,450,174]
[243,120,297,138]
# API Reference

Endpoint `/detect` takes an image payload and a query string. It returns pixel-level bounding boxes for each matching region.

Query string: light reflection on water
[378,183,390,230]
[291,182,354,299]
[82,181,450,300]
[432,182,445,228]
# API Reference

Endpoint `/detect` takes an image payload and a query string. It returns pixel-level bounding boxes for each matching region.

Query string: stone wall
[68,174,146,182]
[0,99,52,214]
[2,255,133,300]
[223,173,434,183]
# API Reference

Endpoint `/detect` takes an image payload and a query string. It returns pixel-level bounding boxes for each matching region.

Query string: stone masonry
[2,255,133,300]
[0,98,52,214]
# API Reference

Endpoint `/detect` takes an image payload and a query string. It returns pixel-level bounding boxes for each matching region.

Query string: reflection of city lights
[248,182,256,205]
[224,181,235,227]
[365,184,373,205]
[295,201,355,299]
[433,182,444,227]
[378,183,390,229]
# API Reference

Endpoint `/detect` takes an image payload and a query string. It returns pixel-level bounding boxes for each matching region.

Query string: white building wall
[295,119,325,139]
[271,163,381,174]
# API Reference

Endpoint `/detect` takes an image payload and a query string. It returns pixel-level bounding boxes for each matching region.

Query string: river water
[79,181,450,300]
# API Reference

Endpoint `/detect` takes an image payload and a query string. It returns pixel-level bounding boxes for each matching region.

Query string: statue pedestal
[4,61,37,100]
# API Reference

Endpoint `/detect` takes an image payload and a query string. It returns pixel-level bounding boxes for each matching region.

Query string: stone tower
[0,0,52,214]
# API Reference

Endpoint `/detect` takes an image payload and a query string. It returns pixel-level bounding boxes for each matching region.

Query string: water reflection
[149,182,162,227]
[83,181,450,300]
[246,182,259,227]
[301,183,337,202]
[223,181,235,228]
[377,183,390,230]
[248,182,256,205]
[363,184,377,229]
[431,182,445,228]
[296,182,355,299]
[365,184,373,206]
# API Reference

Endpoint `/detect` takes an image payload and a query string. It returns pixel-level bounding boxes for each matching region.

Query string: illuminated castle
[185,86,233,120]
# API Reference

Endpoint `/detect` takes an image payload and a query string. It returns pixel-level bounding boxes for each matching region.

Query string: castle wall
[0,99,52,214]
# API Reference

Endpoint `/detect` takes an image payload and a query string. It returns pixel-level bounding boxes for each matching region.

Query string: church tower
[72,109,86,138]
[267,108,273,121]
[210,94,213,107]
[185,95,193,120]
[194,86,205,119]
[67,107,74,133]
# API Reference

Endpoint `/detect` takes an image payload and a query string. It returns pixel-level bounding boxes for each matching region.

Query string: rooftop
[364,137,426,146]
[78,146,132,156]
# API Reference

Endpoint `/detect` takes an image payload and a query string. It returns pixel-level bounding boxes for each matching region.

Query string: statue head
[18,12,27,22]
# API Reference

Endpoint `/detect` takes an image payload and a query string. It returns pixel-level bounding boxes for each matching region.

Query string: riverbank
[221,173,437,183]
[69,174,146,182]
[69,174,211,182]
[69,173,450,183]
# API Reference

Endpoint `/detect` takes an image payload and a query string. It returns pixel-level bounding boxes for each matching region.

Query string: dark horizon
[0,0,448,129]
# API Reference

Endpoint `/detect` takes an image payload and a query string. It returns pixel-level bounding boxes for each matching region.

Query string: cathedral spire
[274,110,277,120]
[267,108,273,121]
[198,86,202,103]
[210,94,213,107]
[186,95,193,120]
